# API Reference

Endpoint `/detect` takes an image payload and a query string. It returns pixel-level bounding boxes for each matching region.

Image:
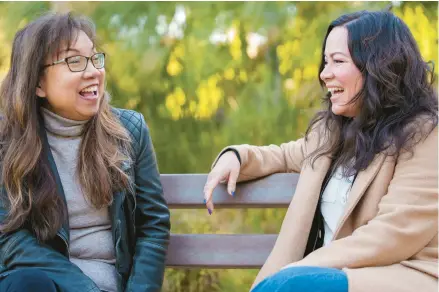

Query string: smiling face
[36,30,105,121]
[320,26,364,118]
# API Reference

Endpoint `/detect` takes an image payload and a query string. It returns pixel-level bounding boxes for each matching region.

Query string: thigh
[0,269,57,292]
[252,266,348,292]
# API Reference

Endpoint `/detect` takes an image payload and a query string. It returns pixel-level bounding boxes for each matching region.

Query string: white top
[321,166,355,245]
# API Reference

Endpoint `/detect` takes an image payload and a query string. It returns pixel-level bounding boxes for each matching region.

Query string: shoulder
[111,107,150,144]
[400,114,437,153]
[396,115,437,166]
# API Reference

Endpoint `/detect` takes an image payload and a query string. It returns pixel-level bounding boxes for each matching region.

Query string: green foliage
[0,2,437,291]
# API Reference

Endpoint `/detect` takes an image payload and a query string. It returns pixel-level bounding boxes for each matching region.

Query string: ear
[36,81,47,98]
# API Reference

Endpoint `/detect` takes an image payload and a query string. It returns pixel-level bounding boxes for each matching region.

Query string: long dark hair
[306,10,438,175]
[0,12,132,242]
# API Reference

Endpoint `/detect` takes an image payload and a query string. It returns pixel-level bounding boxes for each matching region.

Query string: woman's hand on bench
[203,151,241,214]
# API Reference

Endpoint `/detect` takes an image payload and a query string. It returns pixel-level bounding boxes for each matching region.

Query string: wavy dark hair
[306,10,438,175]
[0,12,132,242]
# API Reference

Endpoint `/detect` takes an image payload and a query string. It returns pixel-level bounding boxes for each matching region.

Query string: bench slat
[161,173,298,208]
[166,234,277,268]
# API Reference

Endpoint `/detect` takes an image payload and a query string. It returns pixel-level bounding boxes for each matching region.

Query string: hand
[203,151,241,214]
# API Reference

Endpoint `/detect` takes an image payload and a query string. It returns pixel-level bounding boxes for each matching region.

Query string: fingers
[203,175,221,214]
[227,168,239,197]
[204,151,241,215]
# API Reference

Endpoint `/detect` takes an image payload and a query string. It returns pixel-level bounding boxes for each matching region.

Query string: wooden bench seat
[161,173,299,269]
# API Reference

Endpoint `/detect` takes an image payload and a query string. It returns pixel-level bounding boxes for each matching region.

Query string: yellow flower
[194,77,224,119]
[174,87,186,106]
[293,68,302,83]
[229,32,242,61]
[224,68,235,80]
[167,57,183,76]
[303,65,318,81]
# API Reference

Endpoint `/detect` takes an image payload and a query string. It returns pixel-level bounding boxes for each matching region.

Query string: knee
[1,269,56,292]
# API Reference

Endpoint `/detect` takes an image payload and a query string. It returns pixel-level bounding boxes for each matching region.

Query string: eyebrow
[59,48,80,54]
[324,52,349,58]
[59,47,96,54]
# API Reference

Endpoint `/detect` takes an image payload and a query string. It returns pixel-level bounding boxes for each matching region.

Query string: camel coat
[215,124,438,292]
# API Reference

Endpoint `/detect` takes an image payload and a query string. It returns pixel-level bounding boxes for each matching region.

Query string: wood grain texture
[161,173,299,208]
[166,234,278,268]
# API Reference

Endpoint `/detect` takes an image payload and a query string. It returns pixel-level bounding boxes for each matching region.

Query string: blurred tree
[0,1,436,291]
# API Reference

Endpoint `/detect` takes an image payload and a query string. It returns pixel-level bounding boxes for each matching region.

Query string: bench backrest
[161,173,299,268]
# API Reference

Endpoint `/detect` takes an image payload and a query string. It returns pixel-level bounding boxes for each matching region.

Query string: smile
[79,85,98,100]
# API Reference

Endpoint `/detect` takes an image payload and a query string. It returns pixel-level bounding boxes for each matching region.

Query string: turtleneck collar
[41,107,89,138]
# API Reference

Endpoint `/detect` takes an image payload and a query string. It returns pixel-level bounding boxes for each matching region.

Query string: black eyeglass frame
[43,52,106,72]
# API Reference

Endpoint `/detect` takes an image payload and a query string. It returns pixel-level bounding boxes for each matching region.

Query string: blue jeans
[251,266,348,292]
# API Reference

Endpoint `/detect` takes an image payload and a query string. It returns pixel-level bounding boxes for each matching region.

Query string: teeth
[81,86,98,93]
[328,87,344,94]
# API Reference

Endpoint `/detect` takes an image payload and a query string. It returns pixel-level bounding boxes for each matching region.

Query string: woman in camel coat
[204,10,438,292]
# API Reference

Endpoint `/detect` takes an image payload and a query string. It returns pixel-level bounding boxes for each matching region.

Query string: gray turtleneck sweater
[42,108,117,292]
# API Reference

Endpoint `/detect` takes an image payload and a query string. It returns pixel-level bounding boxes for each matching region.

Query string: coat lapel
[333,153,386,239]
[38,112,70,241]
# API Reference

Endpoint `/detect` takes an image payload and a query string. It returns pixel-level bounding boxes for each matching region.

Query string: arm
[212,137,308,182]
[287,126,438,269]
[0,206,99,292]
[125,114,171,292]
[204,127,322,210]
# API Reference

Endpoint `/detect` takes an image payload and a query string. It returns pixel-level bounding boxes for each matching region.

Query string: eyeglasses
[43,53,106,72]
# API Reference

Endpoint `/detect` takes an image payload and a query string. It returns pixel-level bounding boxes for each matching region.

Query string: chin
[78,106,100,119]
[331,105,344,116]
[331,106,356,118]
[331,107,349,118]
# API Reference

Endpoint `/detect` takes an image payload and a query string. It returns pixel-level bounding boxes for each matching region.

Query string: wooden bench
[161,173,299,269]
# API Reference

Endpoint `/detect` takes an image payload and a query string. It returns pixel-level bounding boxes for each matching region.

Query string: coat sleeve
[211,136,309,182]
[0,198,100,291]
[125,114,171,292]
[211,123,324,182]
[291,126,438,269]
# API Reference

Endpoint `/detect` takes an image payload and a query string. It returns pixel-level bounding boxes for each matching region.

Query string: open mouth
[328,87,344,97]
[79,85,98,99]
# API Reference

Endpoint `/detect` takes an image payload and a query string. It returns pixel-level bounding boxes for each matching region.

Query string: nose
[83,59,102,78]
[320,64,334,82]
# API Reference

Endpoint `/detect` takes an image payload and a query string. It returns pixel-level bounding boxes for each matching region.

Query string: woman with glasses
[0,12,170,292]
[204,10,438,292]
